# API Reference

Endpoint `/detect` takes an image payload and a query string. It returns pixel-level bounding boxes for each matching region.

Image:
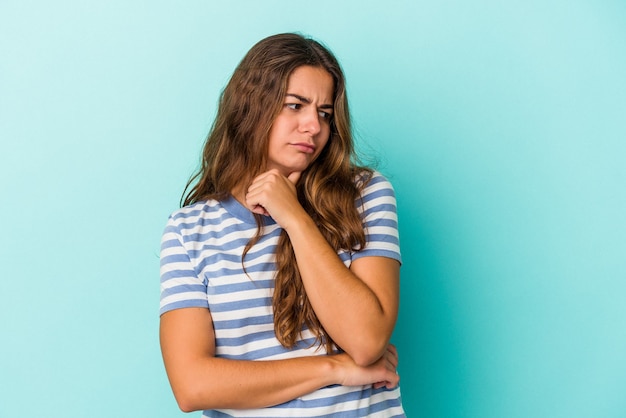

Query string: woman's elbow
[172,385,205,413]
[175,394,197,413]
[178,400,196,414]
[348,340,388,367]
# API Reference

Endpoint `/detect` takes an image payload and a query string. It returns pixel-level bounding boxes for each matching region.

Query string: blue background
[1,1,625,417]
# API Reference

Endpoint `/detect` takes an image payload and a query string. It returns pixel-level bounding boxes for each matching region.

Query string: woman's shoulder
[165,199,222,227]
[354,169,395,194]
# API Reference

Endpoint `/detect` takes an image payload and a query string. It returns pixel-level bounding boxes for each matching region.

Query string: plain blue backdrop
[1,1,625,417]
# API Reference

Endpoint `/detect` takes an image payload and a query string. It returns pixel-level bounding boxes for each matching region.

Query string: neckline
[221,195,277,226]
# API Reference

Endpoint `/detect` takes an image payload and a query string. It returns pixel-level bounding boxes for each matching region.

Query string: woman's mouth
[291,142,316,154]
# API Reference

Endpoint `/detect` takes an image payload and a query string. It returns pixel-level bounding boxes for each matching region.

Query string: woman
[159,33,404,417]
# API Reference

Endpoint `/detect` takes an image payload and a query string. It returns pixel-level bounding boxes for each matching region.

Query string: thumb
[287,171,301,185]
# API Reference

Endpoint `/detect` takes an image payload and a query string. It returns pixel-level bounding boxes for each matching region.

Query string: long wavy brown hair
[182,33,372,352]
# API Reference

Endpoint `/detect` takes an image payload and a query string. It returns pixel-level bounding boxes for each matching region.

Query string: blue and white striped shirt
[160,171,404,417]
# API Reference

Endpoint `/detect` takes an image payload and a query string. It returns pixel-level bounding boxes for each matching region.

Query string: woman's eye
[286,103,301,110]
[318,110,332,119]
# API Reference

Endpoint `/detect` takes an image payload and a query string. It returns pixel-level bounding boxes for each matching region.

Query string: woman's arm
[245,170,400,366]
[160,307,399,412]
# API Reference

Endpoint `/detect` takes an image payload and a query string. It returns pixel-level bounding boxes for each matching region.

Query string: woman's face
[265,65,334,177]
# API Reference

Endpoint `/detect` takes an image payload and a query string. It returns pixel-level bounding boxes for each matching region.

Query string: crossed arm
[160,169,400,412]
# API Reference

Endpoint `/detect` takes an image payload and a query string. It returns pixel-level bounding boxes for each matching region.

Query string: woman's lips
[291,142,316,154]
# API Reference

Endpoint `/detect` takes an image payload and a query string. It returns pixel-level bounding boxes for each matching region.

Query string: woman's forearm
[169,355,335,411]
[160,308,399,412]
[284,213,399,366]
[243,169,400,366]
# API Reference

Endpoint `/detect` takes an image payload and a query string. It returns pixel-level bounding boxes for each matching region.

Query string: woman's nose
[299,109,321,135]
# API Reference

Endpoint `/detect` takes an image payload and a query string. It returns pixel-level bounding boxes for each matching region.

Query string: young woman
[159,33,404,417]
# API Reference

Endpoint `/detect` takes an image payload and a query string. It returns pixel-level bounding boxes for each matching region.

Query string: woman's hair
[182,33,372,353]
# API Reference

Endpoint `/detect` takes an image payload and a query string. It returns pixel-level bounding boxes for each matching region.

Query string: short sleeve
[353,172,402,264]
[159,215,209,315]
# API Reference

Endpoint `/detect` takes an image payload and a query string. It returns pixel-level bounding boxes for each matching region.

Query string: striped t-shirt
[160,171,404,417]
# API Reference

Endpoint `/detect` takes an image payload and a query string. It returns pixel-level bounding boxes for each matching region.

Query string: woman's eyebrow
[286,93,333,109]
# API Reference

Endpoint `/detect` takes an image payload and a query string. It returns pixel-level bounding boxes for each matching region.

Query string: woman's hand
[245,169,304,229]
